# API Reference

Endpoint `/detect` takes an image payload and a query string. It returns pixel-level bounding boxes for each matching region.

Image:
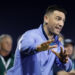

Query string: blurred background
[0,0,75,52]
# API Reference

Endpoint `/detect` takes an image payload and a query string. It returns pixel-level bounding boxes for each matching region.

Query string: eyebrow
[56,16,65,22]
[56,16,62,18]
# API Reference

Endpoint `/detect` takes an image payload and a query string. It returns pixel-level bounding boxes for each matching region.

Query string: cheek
[48,20,54,25]
[50,25,56,31]
[70,49,73,53]
[9,45,12,49]
[1,44,7,49]
[48,22,54,29]
[4,44,8,48]
[48,25,53,32]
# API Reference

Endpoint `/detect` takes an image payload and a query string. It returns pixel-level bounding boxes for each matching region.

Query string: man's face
[1,37,12,54]
[64,44,74,56]
[44,10,65,35]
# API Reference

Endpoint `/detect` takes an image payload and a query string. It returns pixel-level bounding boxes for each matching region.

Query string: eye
[56,16,65,22]
[56,16,61,21]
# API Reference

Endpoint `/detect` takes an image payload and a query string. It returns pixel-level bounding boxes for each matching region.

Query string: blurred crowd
[0,34,14,75]
[0,34,75,75]
[56,34,75,75]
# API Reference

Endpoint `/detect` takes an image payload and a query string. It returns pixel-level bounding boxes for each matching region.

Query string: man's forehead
[2,37,12,41]
[53,10,65,18]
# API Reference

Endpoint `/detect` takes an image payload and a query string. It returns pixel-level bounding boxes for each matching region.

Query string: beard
[47,26,56,36]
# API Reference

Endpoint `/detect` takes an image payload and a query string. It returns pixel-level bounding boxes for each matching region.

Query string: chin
[54,32,60,35]
[53,30,60,35]
[55,31,60,35]
[6,49,11,53]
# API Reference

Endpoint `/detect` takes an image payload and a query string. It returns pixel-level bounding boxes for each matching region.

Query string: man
[64,39,74,58]
[57,39,75,75]
[7,5,72,75]
[64,39,75,72]
[0,34,14,75]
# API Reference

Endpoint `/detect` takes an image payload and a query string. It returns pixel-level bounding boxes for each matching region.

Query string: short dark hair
[45,5,67,15]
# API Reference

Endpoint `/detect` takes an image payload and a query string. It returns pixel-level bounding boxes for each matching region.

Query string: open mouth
[55,27,62,32]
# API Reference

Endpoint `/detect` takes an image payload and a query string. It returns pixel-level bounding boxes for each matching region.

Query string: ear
[44,15,49,24]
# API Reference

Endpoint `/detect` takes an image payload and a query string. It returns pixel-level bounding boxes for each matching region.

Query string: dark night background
[0,0,75,52]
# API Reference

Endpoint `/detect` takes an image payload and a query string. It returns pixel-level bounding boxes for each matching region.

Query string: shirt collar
[40,24,58,42]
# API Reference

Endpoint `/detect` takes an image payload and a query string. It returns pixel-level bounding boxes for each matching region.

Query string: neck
[43,24,54,40]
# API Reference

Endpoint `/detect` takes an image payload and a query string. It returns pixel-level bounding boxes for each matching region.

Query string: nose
[59,21,64,27]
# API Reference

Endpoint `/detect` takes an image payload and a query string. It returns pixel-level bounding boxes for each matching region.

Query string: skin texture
[44,10,65,35]
[0,37,12,56]
[57,71,75,75]
[36,10,69,63]
[64,44,74,56]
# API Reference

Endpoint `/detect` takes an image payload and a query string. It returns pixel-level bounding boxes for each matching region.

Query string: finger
[60,47,64,54]
[64,50,69,56]
[51,49,59,57]
[63,50,69,57]
[46,39,54,44]
[65,57,69,63]
[66,59,68,63]
[41,41,51,46]
[65,54,69,58]
[64,50,66,54]
[48,45,57,49]
[41,39,54,46]
[41,43,47,47]
[66,59,69,63]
